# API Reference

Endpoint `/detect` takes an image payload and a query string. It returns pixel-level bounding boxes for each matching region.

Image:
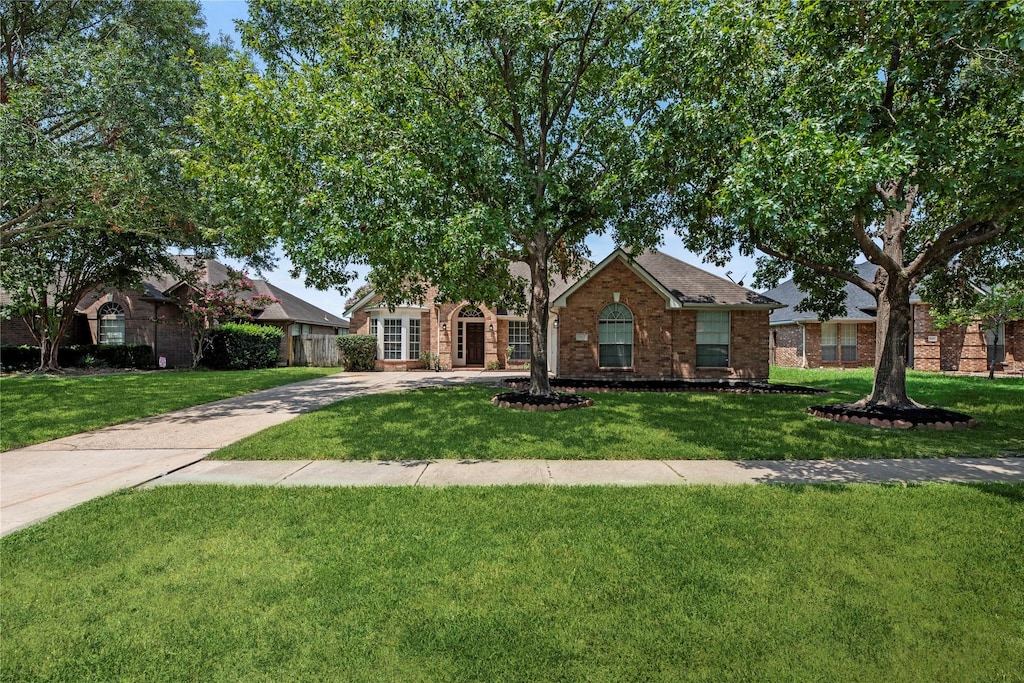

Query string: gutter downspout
[435,303,442,371]
[800,322,808,368]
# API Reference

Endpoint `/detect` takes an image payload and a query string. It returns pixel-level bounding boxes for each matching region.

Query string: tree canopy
[1,0,219,248]
[1,0,221,369]
[187,0,669,394]
[651,0,1024,407]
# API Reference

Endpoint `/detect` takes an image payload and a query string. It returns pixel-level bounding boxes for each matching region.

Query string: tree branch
[755,240,880,295]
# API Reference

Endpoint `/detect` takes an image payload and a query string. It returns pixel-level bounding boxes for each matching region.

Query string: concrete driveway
[1,370,517,536]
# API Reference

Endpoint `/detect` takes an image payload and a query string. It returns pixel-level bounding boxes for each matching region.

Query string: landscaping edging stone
[502,377,827,395]
[808,403,977,430]
[491,391,594,412]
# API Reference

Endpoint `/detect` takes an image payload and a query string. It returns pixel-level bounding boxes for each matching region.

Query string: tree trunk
[864,275,917,408]
[527,246,553,396]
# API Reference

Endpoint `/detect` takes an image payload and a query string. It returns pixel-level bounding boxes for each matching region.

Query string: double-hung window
[508,320,530,360]
[822,323,857,362]
[696,310,730,367]
[383,318,403,360]
[408,318,421,359]
[97,302,125,345]
[598,303,633,368]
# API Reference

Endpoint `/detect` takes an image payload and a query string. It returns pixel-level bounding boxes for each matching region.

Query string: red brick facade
[2,286,343,369]
[911,303,1022,374]
[554,259,770,379]
[771,305,1022,375]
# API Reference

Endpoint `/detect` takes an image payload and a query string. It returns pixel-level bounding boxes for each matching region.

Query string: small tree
[174,265,279,368]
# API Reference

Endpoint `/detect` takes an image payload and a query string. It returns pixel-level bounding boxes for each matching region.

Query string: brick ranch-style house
[345,249,783,379]
[763,262,1023,374]
[0,257,348,368]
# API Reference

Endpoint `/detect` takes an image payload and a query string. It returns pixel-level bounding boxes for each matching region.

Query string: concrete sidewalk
[146,456,1024,488]
[4,369,1022,537]
[1,370,519,536]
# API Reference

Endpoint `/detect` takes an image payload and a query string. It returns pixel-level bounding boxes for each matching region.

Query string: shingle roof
[145,257,348,328]
[632,251,782,307]
[764,262,887,324]
[508,260,581,303]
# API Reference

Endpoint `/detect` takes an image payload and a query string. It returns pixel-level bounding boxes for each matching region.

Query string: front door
[465,322,485,365]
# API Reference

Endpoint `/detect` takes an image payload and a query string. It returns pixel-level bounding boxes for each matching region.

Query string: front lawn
[2,484,1021,682]
[0,367,344,451]
[212,368,1023,460]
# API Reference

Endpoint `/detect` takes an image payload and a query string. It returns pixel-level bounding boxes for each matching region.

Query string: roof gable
[552,249,782,310]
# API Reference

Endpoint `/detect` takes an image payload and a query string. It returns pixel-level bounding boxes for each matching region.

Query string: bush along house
[345,249,783,379]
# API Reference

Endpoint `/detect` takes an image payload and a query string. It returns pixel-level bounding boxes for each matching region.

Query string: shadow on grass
[214,375,1024,461]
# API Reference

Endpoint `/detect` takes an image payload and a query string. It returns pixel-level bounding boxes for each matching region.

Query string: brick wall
[770,324,804,367]
[557,258,771,379]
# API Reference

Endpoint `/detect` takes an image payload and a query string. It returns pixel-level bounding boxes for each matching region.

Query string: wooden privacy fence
[292,335,341,367]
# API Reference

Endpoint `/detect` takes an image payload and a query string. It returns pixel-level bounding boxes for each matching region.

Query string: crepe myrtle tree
[186,0,671,396]
[650,0,1024,409]
[173,264,281,369]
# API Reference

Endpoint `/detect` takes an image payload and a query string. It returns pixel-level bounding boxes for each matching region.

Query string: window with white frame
[696,310,730,367]
[370,317,378,337]
[822,322,857,362]
[383,318,402,359]
[97,302,125,345]
[408,318,421,359]
[508,320,530,360]
[599,303,633,368]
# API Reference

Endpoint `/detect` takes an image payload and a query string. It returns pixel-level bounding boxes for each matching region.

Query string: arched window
[599,302,633,368]
[97,302,125,345]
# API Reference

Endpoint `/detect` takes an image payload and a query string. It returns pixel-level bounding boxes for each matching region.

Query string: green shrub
[420,351,439,369]
[337,334,377,371]
[87,344,152,369]
[0,345,40,371]
[1,344,152,370]
[205,323,283,370]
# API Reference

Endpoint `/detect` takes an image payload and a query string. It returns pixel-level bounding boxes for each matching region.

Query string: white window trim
[370,313,421,361]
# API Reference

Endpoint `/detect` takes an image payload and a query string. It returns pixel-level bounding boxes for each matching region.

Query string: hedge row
[203,323,283,370]
[0,344,153,371]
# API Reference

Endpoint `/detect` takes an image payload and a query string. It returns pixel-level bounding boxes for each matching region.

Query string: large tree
[1,0,217,247]
[652,0,1024,408]
[187,0,668,395]
[1,0,220,369]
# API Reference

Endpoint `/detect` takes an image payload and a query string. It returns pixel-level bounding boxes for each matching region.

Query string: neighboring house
[763,263,1023,374]
[345,249,782,379]
[0,257,349,368]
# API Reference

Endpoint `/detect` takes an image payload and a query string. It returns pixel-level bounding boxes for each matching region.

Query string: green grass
[212,368,1024,460]
[2,484,1021,682]
[0,367,344,451]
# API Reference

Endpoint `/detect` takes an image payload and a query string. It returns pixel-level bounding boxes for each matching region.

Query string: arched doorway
[459,307,485,367]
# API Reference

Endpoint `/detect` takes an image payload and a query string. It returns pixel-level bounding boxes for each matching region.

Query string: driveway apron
[1,371,515,536]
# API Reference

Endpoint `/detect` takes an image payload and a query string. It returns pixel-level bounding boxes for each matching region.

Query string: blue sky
[197,0,761,316]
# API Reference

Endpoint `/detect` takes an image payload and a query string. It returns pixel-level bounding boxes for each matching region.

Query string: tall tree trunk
[527,242,552,396]
[865,278,916,408]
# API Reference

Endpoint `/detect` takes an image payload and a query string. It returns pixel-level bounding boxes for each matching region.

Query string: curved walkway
[3,370,1023,536]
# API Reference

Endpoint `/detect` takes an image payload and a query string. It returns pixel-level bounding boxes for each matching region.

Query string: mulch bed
[808,403,977,430]
[501,377,827,395]
[491,391,594,412]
